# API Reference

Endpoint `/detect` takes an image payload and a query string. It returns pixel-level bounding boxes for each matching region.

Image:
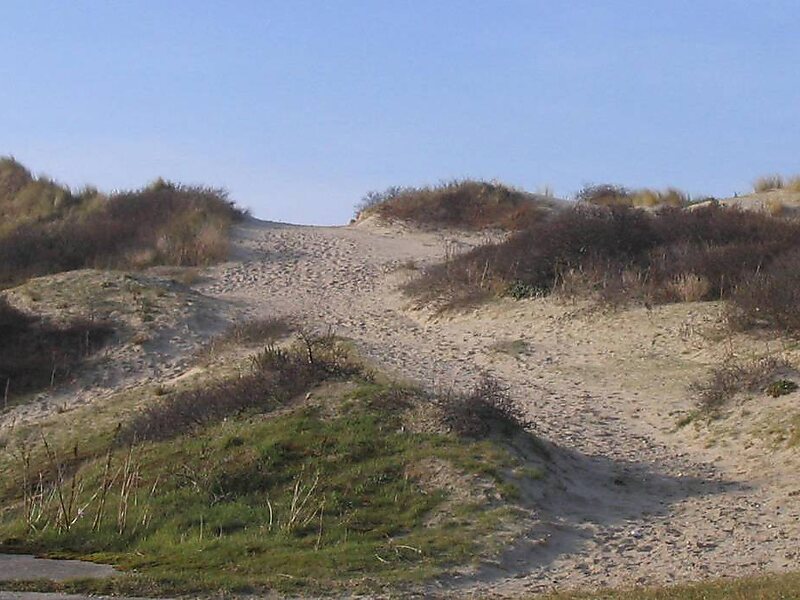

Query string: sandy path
[198,218,800,596]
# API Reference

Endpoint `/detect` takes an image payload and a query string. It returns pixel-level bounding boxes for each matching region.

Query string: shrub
[437,376,533,437]
[727,249,800,333]
[765,379,798,398]
[405,204,800,317]
[125,332,360,442]
[692,355,790,412]
[577,184,688,208]
[0,178,245,288]
[0,297,114,402]
[356,179,548,230]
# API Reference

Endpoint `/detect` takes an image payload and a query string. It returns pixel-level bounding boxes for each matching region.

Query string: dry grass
[577,184,689,208]
[666,273,712,303]
[0,173,245,288]
[753,173,800,193]
[356,179,549,230]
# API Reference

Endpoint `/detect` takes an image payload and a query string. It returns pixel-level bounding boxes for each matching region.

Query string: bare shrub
[728,249,800,333]
[356,180,547,230]
[125,332,360,442]
[692,355,791,412]
[437,376,532,437]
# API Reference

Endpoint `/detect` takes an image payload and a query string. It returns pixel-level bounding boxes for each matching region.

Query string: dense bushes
[0,298,113,402]
[0,178,244,288]
[356,180,549,230]
[727,249,800,332]
[405,204,800,331]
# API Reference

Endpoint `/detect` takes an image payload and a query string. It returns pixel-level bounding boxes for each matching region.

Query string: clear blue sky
[2,1,797,224]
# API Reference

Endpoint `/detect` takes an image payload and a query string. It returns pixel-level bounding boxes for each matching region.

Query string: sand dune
[192,217,800,596]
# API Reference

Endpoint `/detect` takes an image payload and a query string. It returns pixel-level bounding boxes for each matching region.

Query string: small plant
[506,280,540,300]
[765,379,798,398]
[438,376,533,437]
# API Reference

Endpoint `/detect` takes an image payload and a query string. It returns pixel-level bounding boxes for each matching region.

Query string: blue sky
[1,1,798,224]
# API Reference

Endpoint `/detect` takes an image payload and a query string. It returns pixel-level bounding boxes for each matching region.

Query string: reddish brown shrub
[357,180,548,230]
[405,204,800,319]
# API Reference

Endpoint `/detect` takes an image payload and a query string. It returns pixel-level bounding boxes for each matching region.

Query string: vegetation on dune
[356,179,551,230]
[576,183,691,208]
[0,158,102,235]
[691,353,795,414]
[752,173,800,193]
[0,330,540,595]
[404,204,800,333]
[0,297,114,405]
[0,158,246,289]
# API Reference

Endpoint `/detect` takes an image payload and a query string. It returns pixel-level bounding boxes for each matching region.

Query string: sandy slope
[196,217,800,596]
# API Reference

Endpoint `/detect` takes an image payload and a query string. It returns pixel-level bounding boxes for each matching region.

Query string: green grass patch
[0,380,529,595]
[538,571,800,599]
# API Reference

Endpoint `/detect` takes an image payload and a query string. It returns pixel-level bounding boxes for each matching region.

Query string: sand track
[198,218,800,596]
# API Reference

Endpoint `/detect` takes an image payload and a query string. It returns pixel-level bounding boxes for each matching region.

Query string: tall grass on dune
[0,175,245,288]
[576,183,689,208]
[752,173,800,193]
